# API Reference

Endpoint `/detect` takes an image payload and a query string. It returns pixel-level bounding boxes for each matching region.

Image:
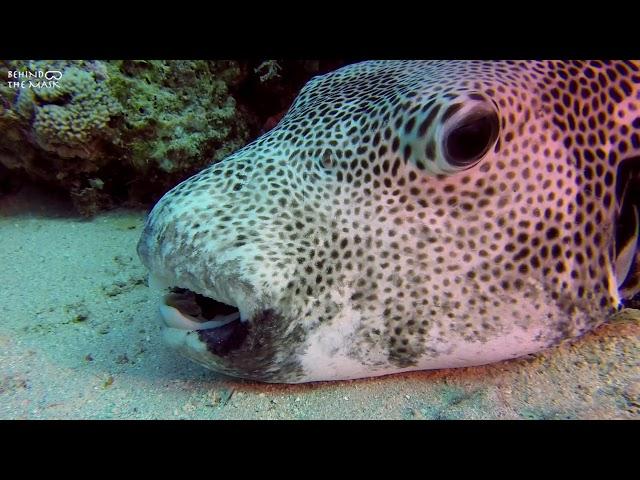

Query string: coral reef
[104,60,251,174]
[0,60,253,214]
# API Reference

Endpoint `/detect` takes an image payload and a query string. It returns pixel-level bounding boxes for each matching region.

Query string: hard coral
[30,66,121,160]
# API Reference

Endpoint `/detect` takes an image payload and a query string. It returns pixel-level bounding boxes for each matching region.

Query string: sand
[1,185,638,420]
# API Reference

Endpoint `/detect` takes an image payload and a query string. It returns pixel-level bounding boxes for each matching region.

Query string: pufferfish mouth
[159,287,242,331]
[157,285,252,356]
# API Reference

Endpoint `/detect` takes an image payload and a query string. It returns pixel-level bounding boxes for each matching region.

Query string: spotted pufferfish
[137,60,640,383]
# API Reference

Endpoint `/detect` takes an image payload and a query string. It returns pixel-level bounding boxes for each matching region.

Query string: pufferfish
[137,60,640,383]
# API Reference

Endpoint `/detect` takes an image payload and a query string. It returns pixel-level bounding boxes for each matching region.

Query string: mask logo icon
[45,70,63,81]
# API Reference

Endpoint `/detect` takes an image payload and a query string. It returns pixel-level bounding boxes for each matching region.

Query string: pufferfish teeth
[159,304,240,331]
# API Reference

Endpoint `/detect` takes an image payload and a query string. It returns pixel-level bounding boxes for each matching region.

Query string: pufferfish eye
[443,105,500,170]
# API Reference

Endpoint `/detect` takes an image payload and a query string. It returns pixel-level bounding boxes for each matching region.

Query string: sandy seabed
[1,185,638,420]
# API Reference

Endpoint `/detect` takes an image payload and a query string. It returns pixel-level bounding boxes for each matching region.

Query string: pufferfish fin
[619,250,640,302]
[616,203,638,288]
[615,156,640,300]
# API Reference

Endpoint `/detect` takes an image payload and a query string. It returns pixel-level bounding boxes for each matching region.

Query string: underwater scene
[0,60,638,419]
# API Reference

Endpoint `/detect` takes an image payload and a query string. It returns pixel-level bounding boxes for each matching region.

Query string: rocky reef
[0,60,344,215]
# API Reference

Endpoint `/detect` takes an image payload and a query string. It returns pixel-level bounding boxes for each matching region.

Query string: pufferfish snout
[138,60,640,383]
